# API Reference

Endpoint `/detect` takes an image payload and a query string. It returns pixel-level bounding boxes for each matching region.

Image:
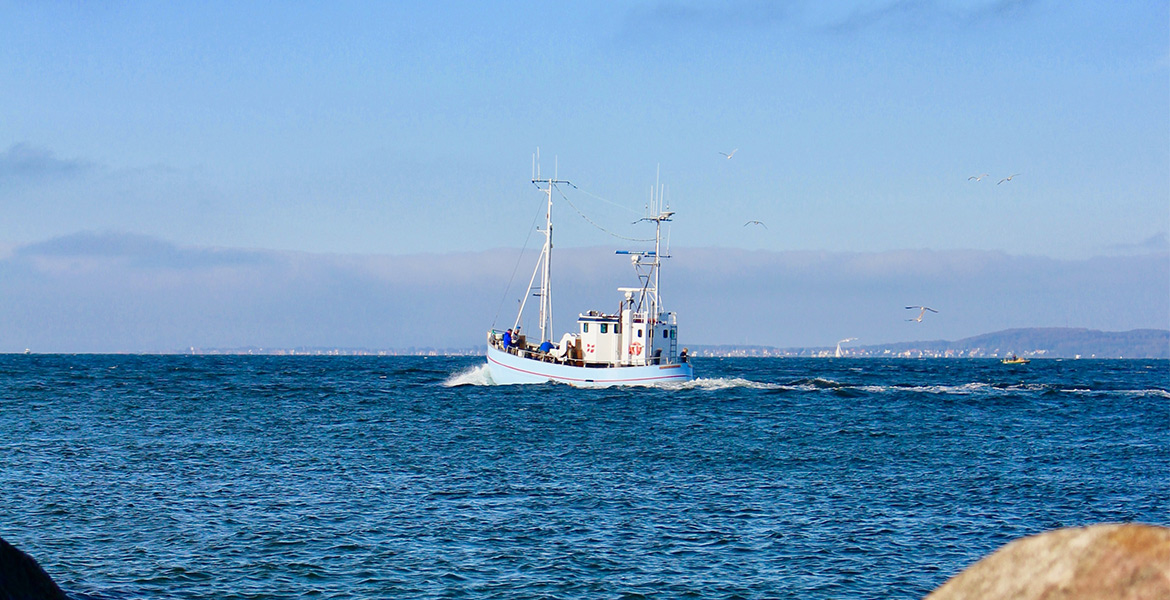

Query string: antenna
[655,164,661,215]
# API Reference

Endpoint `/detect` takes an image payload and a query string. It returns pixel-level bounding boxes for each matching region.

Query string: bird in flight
[968,173,989,181]
[997,173,1020,185]
[905,306,938,322]
[744,220,767,229]
[719,149,738,159]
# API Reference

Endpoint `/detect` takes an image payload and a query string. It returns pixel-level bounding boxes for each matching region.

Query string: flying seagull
[744,220,767,229]
[968,173,989,181]
[719,149,738,159]
[997,173,1020,185]
[905,306,938,322]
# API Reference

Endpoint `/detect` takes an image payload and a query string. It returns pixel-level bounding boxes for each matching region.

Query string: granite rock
[926,523,1170,600]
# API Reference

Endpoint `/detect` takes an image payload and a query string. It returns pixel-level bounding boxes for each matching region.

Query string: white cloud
[0,233,1165,352]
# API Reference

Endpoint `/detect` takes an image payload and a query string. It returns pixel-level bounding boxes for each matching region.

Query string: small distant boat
[486,161,695,387]
[1001,355,1030,365]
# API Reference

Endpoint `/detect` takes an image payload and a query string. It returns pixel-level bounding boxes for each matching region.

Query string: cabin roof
[578,314,619,322]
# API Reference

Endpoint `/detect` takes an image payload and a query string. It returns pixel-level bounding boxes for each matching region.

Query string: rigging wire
[553,184,654,243]
[565,182,642,216]
[491,198,546,329]
[494,180,656,329]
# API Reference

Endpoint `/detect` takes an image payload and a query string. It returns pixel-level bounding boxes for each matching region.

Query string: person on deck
[502,329,513,350]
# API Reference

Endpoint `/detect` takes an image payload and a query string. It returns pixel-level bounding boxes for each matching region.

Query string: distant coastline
[689,328,1169,359]
[20,327,1156,359]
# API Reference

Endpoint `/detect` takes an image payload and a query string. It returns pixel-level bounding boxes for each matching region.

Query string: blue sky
[1,1,1167,351]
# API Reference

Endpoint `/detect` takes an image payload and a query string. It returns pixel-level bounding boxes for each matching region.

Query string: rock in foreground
[926,523,1170,600]
[0,536,68,600]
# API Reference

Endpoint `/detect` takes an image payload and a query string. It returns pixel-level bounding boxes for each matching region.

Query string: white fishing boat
[486,164,695,387]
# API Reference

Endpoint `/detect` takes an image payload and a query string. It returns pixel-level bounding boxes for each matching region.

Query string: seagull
[968,173,989,181]
[744,220,767,229]
[718,149,738,159]
[905,306,938,322]
[997,173,1020,185]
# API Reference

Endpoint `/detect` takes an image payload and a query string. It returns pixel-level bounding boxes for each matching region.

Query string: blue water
[1,356,1167,599]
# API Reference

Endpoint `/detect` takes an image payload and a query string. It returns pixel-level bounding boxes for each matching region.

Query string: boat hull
[486,345,694,387]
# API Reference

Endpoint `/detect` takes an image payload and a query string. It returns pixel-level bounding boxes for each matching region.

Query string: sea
[1,355,1167,600]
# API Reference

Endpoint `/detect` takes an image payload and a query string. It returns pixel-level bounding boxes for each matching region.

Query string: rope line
[492,199,545,329]
[565,182,642,216]
[495,183,653,329]
[554,184,654,242]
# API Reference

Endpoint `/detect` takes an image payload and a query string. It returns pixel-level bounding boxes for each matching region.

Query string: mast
[537,175,553,342]
[645,176,672,320]
[618,177,674,364]
[654,184,662,318]
[523,154,569,343]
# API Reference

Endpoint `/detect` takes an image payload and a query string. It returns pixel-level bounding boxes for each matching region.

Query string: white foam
[1062,387,1170,399]
[443,363,494,387]
[891,382,995,395]
[662,377,788,391]
[441,368,1168,399]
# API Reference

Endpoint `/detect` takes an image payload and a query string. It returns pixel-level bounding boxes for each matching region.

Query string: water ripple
[0,356,1166,599]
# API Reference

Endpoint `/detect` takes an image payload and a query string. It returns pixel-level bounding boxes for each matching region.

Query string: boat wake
[656,379,1170,398]
[443,366,1169,398]
[443,363,494,387]
[662,377,787,391]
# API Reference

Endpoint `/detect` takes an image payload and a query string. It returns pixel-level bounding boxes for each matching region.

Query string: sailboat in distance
[485,158,696,386]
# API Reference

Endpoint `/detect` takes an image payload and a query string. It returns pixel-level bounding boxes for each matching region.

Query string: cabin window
[663,329,668,338]
[583,323,589,333]
[601,324,608,334]
[637,329,643,338]
[671,330,676,339]
[615,324,622,334]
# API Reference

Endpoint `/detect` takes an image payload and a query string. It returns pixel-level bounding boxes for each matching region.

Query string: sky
[1,0,1168,352]
[1,234,1165,352]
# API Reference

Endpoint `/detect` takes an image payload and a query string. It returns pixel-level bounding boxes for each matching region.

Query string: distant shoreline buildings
[9,328,1166,359]
[173,328,1166,359]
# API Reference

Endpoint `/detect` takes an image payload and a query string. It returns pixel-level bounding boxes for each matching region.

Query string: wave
[667,380,1169,397]
[662,377,788,391]
[1061,387,1170,399]
[442,363,494,387]
[880,382,1040,395]
[441,365,1169,398]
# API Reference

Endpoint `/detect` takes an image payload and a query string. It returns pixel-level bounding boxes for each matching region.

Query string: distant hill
[693,328,1170,359]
